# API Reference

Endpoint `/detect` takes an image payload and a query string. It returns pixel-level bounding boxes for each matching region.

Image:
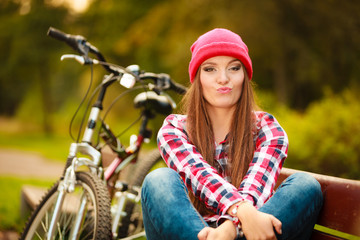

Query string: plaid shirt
[157,111,288,224]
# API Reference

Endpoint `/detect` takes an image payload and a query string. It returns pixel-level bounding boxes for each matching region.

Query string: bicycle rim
[21,172,112,240]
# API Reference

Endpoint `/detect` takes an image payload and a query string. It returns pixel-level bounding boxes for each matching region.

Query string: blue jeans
[141,168,323,240]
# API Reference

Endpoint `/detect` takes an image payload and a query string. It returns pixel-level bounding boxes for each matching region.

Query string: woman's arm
[236,201,282,239]
[238,112,289,208]
[198,220,237,240]
[158,112,288,220]
[157,114,243,215]
[222,112,287,239]
[217,112,288,225]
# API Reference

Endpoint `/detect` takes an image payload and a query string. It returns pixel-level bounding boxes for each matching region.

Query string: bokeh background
[0,0,359,235]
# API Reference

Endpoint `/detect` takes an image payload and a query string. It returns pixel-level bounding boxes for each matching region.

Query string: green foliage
[0,176,54,231]
[2,0,360,132]
[0,0,359,181]
[275,88,360,180]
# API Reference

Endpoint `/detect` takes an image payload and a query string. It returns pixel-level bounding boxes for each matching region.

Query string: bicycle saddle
[134,91,173,115]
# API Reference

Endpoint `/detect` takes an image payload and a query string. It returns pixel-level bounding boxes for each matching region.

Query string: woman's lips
[217,87,232,93]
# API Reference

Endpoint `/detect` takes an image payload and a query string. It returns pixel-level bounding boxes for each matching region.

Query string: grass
[0,118,157,237]
[0,120,158,162]
[0,131,71,162]
[0,176,55,231]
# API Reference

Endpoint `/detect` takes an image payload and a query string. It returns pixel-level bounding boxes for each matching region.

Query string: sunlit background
[0,0,360,236]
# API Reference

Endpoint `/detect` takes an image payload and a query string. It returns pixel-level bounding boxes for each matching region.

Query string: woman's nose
[216,70,229,85]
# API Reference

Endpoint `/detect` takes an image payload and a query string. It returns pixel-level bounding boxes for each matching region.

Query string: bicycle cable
[68,63,95,142]
[113,81,150,139]
[95,80,149,148]
[94,85,144,148]
[102,85,146,122]
[67,57,137,142]
[115,115,142,139]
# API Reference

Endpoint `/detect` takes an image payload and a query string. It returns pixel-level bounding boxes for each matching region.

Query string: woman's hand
[198,220,236,240]
[237,202,282,240]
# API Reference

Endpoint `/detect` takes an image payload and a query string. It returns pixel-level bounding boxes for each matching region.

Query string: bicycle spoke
[21,169,111,240]
[57,222,63,239]
[35,231,42,240]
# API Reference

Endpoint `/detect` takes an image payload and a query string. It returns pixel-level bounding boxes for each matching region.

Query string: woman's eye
[203,67,215,72]
[229,65,241,71]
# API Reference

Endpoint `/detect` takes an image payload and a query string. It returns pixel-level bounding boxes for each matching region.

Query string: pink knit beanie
[188,28,253,83]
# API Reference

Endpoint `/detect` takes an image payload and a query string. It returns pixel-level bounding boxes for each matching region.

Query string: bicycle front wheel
[20,171,112,240]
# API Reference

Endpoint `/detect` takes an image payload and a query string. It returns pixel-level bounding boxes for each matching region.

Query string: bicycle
[20,27,187,240]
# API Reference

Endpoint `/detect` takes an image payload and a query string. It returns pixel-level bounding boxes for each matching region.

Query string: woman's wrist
[227,202,249,238]
[221,220,238,239]
[236,201,256,222]
[228,200,246,216]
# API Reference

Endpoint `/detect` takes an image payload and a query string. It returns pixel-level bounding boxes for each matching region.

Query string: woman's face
[199,55,245,112]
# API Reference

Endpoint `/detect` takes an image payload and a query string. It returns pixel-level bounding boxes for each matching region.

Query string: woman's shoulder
[162,114,187,129]
[254,111,282,130]
[254,110,276,122]
[164,114,187,123]
[158,114,189,140]
[254,111,275,120]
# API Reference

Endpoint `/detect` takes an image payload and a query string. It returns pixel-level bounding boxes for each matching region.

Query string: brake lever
[148,83,161,95]
[60,54,99,65]
[157,73,171,91]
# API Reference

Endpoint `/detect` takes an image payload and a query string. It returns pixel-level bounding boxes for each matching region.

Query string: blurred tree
[269,0,360,109]
[1,0,360,130]
[80,0,360,110]
[0,0,72,133]
[0,0,28,116]
[0,0,359,178]
[279,87,360,180]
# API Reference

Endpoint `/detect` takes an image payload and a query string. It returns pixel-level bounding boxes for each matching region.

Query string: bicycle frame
[46,71,154,239]
[33,27,187,240]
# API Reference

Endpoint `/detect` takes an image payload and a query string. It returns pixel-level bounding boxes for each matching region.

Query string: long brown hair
[181,66,257,215]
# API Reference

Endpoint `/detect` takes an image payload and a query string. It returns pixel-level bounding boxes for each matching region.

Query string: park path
[0,148,63,179]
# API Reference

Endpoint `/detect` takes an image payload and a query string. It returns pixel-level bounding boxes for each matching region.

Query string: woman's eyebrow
[201,58,241,66]
[229,59,241,64]
[201,61,216,66]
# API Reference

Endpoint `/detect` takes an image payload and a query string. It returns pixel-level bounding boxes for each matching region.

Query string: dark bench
[277,168,360,240]
[21,167,360,239]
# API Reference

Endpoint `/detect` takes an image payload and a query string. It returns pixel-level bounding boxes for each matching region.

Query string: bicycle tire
[116,148,164,238]
[20,171,112,240]
[130,148,164,187]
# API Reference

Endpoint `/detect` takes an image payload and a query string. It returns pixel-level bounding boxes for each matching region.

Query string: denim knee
[143,168,177,187]
[141,168,180,200]
[288,172,323,203]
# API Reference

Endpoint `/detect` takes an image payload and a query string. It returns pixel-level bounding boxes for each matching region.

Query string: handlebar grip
[171,81,187,95]
[47,27,87,54]
[47,27,68,42]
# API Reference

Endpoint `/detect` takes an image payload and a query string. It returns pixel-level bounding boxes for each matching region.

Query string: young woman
[141,28,323,240]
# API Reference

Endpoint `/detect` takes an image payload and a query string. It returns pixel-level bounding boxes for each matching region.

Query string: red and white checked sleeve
[157,114,243,216]
[238,111,289,209]
[156,112,288,218]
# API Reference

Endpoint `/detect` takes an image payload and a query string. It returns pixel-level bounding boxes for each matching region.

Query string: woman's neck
[207,107,234,144]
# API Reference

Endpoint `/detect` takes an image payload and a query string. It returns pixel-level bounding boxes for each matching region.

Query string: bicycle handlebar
[139,72,187,95]
[47,27,120,74]
[47,27,187,95]
[170,81,187,95]
[47,27,98,56]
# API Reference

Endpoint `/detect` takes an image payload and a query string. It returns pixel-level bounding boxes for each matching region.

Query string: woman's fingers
[198,227,211,240]
[270,215,282,235]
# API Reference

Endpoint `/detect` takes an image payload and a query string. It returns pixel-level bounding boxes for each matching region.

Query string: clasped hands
[198,202,282,240]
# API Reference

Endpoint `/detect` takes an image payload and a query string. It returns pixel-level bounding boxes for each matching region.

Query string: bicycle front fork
[111,181,141,238]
